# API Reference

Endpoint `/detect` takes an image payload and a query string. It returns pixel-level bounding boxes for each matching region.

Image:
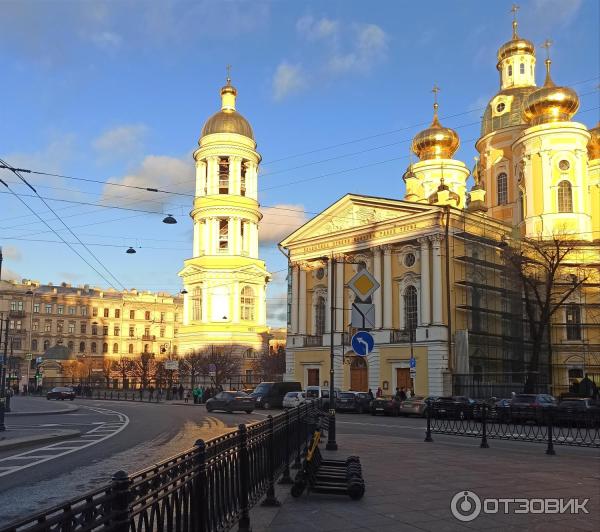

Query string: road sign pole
[327,256,338,451]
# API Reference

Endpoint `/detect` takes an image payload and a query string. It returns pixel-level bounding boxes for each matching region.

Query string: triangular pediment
[280,194,437,246]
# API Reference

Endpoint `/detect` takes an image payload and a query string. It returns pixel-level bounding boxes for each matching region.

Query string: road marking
[0,405,129,478]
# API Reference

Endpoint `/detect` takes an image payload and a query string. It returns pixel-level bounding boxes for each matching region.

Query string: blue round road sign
[351,331,375,357]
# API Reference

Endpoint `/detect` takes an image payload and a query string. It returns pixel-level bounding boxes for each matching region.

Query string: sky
[0,0,598,327]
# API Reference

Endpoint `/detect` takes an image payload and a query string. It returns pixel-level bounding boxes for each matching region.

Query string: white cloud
[329,23,388,74]
[296,15,339,41]
[90,31,122,50]
[272,62,308,101]
[101,155,194,211]
[530,0,582,30]
[259,204,307,244]
[267,291,288,326]
[93,124,148,161]
[1,246,22,261]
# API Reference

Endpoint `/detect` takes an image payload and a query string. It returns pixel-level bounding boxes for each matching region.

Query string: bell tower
[177,74,270,356]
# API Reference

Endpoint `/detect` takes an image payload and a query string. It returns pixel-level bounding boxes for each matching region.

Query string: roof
[201,110,254,140]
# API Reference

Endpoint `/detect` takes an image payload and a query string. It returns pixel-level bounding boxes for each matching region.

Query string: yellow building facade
[281,15,600,397]
[177,77,270,359]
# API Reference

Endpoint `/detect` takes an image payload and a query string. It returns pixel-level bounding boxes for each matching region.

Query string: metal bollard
[238,424,252,532]
[480,403,489,448]
[424,402,433,442]
[546,411,556,455]
[111,470,132,532]
[279,410,293,484]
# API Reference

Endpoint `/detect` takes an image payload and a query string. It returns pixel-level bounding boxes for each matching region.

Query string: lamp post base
[325,441,338,451]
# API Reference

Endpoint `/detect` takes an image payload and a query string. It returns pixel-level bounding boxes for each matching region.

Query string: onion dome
[497,18,535,68]
[201,78,254,140]
[588,122,600,160]
[412,101,460,161]
[522,59,579,126]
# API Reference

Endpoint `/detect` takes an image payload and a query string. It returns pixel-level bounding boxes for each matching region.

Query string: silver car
[399,396,428,417]
[282,391,306,408]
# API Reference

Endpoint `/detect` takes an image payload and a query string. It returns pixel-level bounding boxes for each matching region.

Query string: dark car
[205,391,255,414]
[46,387,75,401]
[483,397,512,422]
[336,391,372,414]
[370,396,402,416]
[251,381,302,409]
[555,398,600,427]
[510,394,557,423]
[431,396,476,420]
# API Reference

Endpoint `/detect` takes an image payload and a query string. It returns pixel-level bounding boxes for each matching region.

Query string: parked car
[251,381,302,409]
[510,394,557,423]
[336,391,371,413]
[305,386,340,409]
[282,391,306,409]
[370,396,402,416]
[431,396,476,420]
[205,391,255,413]
[399,396,428,417]
[484,397,512,422]
[46,387,75,401]
[555,398,600,427]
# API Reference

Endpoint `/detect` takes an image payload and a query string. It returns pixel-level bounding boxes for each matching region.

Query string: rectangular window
[81,306,88,316]
[81,323,87,334]
[160,312,166,322]
[33,303,40,313]
[68,322,75,334]
[10,301,23,311]
[68,306,76,315]
[566,304,582,340]
[12,338,21,350]
[32,320,39,331]
[92,325,98,335]
[103,325,109,336]
[174,313,179,322]
[44,321,52,332]
[57,321,64,333]
[103,308,109,318]
[160,327,165,338]
[114,326,120,336]
[130,310,135,320]
[144,327,150,337]
[93,307,98,317]
[219,218,229,251]
[45,304,52,314]
[129,326,135,337]
[115,309,121,318]
[57,305,64,315]
[145,311,151,321]
[218,157,229,194]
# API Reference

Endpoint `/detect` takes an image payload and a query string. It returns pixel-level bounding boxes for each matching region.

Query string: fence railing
[424,402,600,454]
[0,403,320,532]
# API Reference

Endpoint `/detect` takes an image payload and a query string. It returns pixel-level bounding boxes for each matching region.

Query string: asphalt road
[0,399,269,526]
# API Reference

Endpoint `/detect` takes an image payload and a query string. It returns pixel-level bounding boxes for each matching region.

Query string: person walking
[198,386,204,404]
[399,387,407,401]
[178,384,184,400]
[376,387,383,398]
[184,389,190,403]
[368,388,374,400]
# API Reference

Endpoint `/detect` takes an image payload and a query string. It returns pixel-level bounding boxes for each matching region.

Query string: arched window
[566,304,582,340]
[43,340,50,351]
[557,180,573,212]
[79,342,85,353]
[103,342,108,353]
[144,344,149,353]
[519,63,525,74]
[31,339,38,351]
[113,343,119,354]
[219,219,229,251]
[91,342,97,353]
[403,286,418,341]
[192,287,202,321]
[68,341,74,352]
[218,157,229,194]
[508,65,512,76]
[315,296,326,336]
[128,343,134,354]
[497,172,508,205]
[241,286,255,321]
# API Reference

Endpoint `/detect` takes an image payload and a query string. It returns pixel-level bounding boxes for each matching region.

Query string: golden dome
[200,80,255,140]
[497,19,535,68]
[588,122,600,160]
[522,60,579,126]
[412,103,460,161]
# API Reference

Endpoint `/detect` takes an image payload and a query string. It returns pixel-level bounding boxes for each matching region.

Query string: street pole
[326,256,338,451]
[0,316,9,431]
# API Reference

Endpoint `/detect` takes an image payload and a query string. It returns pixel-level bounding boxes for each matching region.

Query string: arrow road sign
[351,302,376,329]
[351,331,375,357]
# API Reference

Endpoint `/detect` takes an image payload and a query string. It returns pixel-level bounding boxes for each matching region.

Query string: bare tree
[502,235,589,392]
[195,345,242,386]
[252,346,285,381]
[180,352,204,387]
[111,357,134,389]
[129,352,158,390]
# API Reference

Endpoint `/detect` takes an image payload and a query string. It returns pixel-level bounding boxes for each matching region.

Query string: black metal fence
[425,402,600,454]
[0,403,319,532]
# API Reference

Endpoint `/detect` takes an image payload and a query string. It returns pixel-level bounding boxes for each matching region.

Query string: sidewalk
[251,433,599,531]
[6,396,79,416]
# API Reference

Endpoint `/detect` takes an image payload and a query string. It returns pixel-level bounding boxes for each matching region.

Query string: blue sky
[1,0,598,326]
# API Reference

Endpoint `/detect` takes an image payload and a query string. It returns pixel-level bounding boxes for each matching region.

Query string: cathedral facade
[281,15,599,397]
[177,78,270,359]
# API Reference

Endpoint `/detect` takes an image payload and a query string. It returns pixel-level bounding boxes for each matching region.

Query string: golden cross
[432,84,440,104]
[226,64,232,84]
[510,4,520,38]
[510,4,519,20]
[541,39,553,60]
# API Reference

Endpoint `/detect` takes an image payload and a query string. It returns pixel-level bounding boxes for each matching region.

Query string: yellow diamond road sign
[348,269,380,301]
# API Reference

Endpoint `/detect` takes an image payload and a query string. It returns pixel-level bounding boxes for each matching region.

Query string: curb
[0,429,82,451]
[6,404,80,417]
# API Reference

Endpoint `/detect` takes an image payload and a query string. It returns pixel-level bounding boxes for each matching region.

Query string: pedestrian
[192,387,199,404]
[178,384,184,400]
[376,387,383,398]
[406,388,413,399]
[198,386,204,404]
[399,387,407,401]
[184,389,190,403]
[368,388,374,400]
[395,387,400,399]
[149,385,154,400]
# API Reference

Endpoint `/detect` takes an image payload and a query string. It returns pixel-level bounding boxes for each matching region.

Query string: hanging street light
[126,247,137,254]
[162,214,177,224]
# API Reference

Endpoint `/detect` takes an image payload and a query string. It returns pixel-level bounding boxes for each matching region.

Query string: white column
[298,267,307,334]
[227,217,234,254]
[183,292,189,325]
[418,237,431,325]
[211,218,219,254]
[233,218,241,255]
[373,246,382,328]
[201,286,208,323]
[383,246,393,329]
[207,157,218,195]
[233,282,240,323]
[335,258,344,332]
[203,219,211,255]
[230,156,240,195]
[325,260,332,333]
[195,160,207,197]
[241,221,248,255]
[290,264,299,333]
[249,163,258,200]
[430,234,444,324]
